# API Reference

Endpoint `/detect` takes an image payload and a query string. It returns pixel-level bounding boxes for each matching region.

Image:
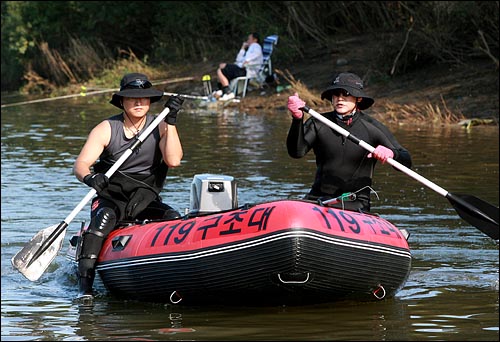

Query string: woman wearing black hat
[286,72,412,212]
[73,73,184,304]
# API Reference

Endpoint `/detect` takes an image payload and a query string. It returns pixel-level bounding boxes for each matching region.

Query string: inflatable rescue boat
[67,174,411,305]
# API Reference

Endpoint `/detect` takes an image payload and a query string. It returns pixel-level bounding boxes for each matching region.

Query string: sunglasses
[121,79,152,90]
[331,89,351,97]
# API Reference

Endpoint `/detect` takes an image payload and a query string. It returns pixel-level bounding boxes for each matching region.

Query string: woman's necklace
[124,112,146,136]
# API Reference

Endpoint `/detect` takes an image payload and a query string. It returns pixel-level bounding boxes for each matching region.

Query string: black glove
[83,173,109,193]
[164,95,184,125]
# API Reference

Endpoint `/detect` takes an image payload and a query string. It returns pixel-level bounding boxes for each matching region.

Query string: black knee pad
[87,207,117,238]
[77,207,117,263]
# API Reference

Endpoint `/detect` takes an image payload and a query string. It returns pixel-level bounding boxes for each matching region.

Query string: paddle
[300,105,499,240]
[11,106,172,281]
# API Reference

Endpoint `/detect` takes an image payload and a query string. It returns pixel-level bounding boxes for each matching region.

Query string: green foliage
[372,1,499,74]
[1,1,32,89]
[1,1,498,91]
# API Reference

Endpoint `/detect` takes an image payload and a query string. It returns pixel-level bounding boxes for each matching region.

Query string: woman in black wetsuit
[286,72,412,212]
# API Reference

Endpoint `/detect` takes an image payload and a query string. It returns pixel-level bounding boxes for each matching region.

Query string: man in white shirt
[216,32,263,101]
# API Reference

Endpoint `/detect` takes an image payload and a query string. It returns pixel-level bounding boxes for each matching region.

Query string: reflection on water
[1,95,498,340]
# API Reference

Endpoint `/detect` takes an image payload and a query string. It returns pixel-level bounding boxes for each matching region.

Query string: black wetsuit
[287,110,412,211]
[77,113,179,296]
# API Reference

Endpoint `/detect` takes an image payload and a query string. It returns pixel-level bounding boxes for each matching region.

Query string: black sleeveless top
[97,114,163,174]
[93,113,168,220]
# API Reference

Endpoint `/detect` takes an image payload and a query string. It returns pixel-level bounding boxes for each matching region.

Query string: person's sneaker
[219,92,235,102]
[212,90,223,99]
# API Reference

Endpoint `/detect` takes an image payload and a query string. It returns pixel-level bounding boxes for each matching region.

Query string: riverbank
[164,35,499,128]
[7,36,499,128]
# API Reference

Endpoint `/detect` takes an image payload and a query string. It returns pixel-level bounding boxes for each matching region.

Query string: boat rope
[277,272,311,284]
[372,284,386,300]
[320,193,357,208]
[169,290,183,304]
[355,186,380,200]
[319,186,379,209]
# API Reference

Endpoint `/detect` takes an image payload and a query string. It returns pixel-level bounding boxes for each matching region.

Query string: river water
[1,93,498,341]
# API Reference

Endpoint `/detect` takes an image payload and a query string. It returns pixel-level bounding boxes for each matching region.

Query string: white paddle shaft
[304,107,449,198]
[62,107,171,225]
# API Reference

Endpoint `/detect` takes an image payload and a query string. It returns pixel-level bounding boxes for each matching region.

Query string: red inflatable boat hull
[70,199,412,305]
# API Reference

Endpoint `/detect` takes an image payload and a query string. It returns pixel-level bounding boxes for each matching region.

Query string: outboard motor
[189,174,238,214]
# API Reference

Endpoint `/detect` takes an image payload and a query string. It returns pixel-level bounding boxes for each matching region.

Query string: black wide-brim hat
[110,73,164,109]
[320,72,374,110]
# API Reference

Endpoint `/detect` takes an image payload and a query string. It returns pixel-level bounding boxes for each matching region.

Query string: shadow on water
[1,95,498,340]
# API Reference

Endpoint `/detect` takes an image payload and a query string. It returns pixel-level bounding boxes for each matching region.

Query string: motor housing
[189,174,238,213]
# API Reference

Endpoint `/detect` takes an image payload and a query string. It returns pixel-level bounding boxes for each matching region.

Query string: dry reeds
[275,69,324,108]
[22,67,56,94]
[67,38,112,80]
[37,41,78,86]
[21,40,163,95]
[92,49,163,88]
[373,95,466,125]
[275,69,468,126]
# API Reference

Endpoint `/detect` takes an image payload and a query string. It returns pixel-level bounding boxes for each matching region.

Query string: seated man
[216,32,263,101]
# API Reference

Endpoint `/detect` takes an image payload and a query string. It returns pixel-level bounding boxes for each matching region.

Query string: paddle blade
[447,193,499,240]
[11,224,67,281]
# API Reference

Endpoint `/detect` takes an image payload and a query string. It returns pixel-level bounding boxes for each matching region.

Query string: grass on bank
[276,69,476,127]
[22,48,169,96]
[18,46,496,128]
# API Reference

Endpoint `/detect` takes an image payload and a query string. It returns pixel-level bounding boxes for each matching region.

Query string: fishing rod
[163,92,209,101]
[1,77,196,108]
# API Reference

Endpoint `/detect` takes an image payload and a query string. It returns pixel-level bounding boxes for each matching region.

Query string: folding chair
[231,34,279,98]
